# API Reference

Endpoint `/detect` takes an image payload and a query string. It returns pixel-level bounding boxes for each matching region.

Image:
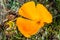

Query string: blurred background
[0,0,60,40]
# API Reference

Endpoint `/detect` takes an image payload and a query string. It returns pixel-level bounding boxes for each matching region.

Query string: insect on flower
[16,1,52,38]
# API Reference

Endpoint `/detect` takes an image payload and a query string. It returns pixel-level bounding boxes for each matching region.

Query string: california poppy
[16,1,52,38]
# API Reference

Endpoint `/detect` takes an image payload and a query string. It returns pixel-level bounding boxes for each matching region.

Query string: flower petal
[16,17,44,38]
[16,17,30,38]
[36,4,52,23]
[18,1,41,21]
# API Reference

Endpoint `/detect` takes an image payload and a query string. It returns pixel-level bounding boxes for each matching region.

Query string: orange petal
[36,4,52,23]
[16,17,30,38]
[18,1,41,21]
[16,17,44,38]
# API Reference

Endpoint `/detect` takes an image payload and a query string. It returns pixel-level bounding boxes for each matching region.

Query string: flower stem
[27,38,29,40]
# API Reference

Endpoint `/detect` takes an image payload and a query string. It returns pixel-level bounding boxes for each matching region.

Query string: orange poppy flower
[16,1,52,38]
